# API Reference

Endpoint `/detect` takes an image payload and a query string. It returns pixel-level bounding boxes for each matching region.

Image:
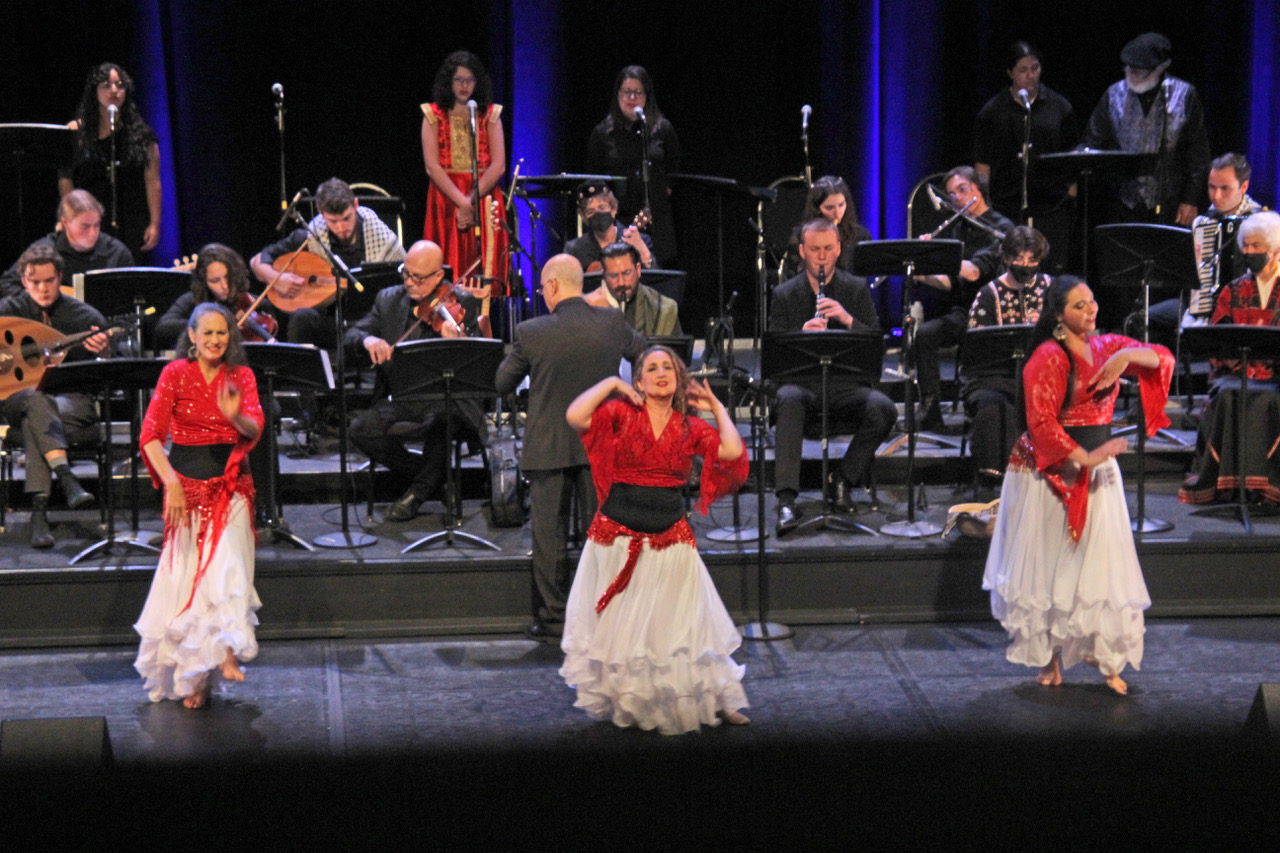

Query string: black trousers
[916,308,966,401]
[349,397,480,500]
[525,465,595,626]
[773,382,896,494]
[1,391,97,495]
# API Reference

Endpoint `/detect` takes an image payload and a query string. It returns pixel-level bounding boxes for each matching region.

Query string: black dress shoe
[385,490,424,522]
[776,502,799,536]
[833,477,855,514]
[918,398,945,433]
[525,621,562,642]
[29,495,53,549]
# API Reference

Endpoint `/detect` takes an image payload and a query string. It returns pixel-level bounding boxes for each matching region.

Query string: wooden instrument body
[268,251,348,313]
[0,317,120,400]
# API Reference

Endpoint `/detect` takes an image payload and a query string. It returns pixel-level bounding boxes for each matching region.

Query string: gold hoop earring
[1053,322,1067,341]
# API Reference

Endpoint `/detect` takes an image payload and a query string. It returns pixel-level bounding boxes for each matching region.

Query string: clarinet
[814,264,827,323]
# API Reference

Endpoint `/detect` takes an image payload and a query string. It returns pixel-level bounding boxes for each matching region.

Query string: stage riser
[2,541,1278,649]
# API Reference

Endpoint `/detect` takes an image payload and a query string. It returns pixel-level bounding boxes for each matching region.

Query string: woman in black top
[587,66,681,267]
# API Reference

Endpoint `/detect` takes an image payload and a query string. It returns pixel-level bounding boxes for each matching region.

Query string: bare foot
[182,686,209,709]
[220,649,245,683]
[1105,674,1128,696]
[719,709,751,726]
[1036,652,1062,686]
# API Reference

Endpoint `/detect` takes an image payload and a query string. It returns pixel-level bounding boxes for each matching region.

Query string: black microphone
[275,188,306,231]
[107,103,117,132]
[801,104,811,132]
[1018,88,1031,111]
[729,369,777,399]
[724,290,739,315]
[272,82,284,102]
[633,106,646,124]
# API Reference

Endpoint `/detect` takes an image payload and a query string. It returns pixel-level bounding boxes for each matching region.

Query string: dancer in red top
[134,303,264,709]
[560,345,750,734]
[982,277,1173,695]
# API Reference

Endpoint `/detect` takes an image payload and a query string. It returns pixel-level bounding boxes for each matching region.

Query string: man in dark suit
[346,239,484,521]
[769,218,896,535]
[495,254,646,639]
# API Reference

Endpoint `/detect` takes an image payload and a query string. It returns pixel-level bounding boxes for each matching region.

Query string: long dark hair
[1006,40,1044,72]
[186,303,247,369]
[432,50,493,111]
[191,244,250,305]
[72,62,157,168]
[606,65,662,131]
[804,176,862,248]
[1031,275,1088,406]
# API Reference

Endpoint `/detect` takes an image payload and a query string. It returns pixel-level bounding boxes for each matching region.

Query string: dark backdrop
[1,0,1275,335]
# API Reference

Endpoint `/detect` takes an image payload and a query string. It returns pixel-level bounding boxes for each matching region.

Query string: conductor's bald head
[540,254,584,310]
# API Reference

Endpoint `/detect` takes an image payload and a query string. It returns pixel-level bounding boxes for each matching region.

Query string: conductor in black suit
[495,254,646,639]
[346,239,485,522]
[769,218,896,535]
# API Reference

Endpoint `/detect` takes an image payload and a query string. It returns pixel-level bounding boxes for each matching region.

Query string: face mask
[1243,252,1271,275]
[587,211,613,234]
[1008,264,1038,285]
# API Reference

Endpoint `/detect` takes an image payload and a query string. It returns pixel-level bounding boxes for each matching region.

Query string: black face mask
[587,211,614,234]
[1243,252,1271,275]
[1008,264,1039,285]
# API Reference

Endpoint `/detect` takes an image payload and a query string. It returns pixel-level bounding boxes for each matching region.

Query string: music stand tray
[390,338,505,553]
[1182,325,1280,532]
[40,357,167,563]
[244,343,335,551]
[645,335,695,365]
[75,267,192,355]
[763,330,884,536]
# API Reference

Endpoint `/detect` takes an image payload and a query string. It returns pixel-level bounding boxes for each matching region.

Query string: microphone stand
[1155,80,1171,222]
[637,112,652,214]
[705,294,759,543]
[801,110,812,187]
[274,89,287,214]
[1019,93,1032,225]
[467,103,485,277]
[287,209,377,549]
[514,189,559,317]
[108,109,118,231]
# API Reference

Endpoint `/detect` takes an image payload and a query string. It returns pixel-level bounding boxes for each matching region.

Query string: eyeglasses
[452,75,477,85]
[97,80,126,92]
[619,88,645,99]
[399,264,441,285]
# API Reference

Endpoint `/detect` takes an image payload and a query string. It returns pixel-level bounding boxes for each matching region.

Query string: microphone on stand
[466,99,478,135]
[107,103,117,132]
[272,82,284,102]
[633,106,646,124]
[275,188,307,231]
[801,104,811,133]
[1018,88,1031,111]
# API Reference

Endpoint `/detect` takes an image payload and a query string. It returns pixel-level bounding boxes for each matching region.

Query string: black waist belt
[1064,425,1111,452]
[169,443,234,481]
[600,483,684,533]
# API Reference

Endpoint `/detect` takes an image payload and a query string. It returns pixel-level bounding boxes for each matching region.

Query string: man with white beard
[1079,32,1210,227]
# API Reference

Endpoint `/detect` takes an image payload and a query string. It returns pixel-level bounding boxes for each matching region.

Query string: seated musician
[965,226,1052,499]
[1179,211,1280,506]
[584,242,682,336]
[913,166,1015,431]
[345,239,485,522]
[0,190,133,299]
[780,175,873,281]
[155,244,275,350]
[563,182,654,273]
[769,218,896,535]
[249,177,405,350]
[0,245,110,547]
[1145,153,1268,348]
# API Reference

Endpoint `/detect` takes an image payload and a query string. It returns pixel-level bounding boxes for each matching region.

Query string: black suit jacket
[495,296,646,471]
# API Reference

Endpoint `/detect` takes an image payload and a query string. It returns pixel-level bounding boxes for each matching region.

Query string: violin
[395,276,492,345]
[234,292,278,343]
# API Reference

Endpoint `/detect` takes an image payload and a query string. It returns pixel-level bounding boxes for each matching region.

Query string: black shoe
[60,476,94,510]
[832,477,856,514]
[525,621,562,642]
[776,501,799,536]
[918,397,945,433]
[29,495,53,549]
[385,490,424,522]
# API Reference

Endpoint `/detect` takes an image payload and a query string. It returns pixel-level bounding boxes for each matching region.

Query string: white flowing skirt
[134,494,261,701]
[982,458,1150,677]
[560,537,748,735]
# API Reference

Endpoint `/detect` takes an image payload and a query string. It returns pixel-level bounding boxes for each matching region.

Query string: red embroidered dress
[560,398,750,735]
[421,102,508,294]
[140,359,263,608]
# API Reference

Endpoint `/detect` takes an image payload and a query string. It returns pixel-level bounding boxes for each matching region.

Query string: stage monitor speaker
[1244,683,1280,742]
[0,716,113,769]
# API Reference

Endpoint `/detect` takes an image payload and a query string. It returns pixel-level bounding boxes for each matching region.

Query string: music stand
[1094,223,1196,446]
[389,337,505,553]
[348,261,430,322]
[243,343,335,551]
[0,124,73,245]
[521,173,622,246]
[1181,326,1280,533]
[40,358,166,564]
[1037,150,1153,275]
[75,267,192,355]
[645,335,695,365]
[852,239,963,537]
[763,330,884,536]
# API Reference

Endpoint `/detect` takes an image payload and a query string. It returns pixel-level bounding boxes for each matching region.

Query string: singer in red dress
[420,50,507,292]
[982,277,1173,696]
[134,303,264,710]
[560,346,750,734]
